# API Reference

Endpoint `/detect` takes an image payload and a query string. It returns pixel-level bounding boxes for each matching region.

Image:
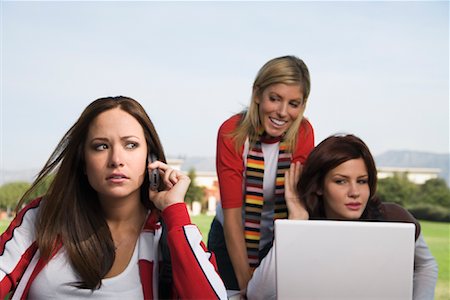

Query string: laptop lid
[274,220,415,300]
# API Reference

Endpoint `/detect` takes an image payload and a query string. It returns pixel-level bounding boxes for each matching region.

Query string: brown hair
[298,134,381,219]
[16,96,166,289]
[231,55,311,152]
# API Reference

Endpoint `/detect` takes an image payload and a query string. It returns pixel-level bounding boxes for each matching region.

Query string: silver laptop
[274,220,415,300]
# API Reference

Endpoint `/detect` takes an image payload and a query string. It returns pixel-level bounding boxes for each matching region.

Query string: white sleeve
[246,246,276,300]
[413,233,438,300]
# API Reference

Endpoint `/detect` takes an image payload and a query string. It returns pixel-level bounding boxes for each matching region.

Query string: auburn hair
[298,134,382,220]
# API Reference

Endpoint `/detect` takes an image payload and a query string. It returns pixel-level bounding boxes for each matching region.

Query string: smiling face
[84,108,148,202]
[321,158,370,220]
[255,83,305,138]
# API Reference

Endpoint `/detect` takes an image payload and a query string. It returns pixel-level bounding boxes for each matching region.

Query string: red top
[216,114,315,209]
[0,199,227,299]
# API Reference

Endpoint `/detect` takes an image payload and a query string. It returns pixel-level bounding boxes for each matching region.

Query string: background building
[171,156,445,216]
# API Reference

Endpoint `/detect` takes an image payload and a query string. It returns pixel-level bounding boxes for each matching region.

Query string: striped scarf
[244,136,291,267]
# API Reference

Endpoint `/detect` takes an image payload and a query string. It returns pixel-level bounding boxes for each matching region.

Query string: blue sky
[1,1,449,174]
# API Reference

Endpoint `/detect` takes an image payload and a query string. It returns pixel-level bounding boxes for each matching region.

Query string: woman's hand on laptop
[285,162,309,220]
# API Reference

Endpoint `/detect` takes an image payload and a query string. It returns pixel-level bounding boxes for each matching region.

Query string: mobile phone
[149,153,160,191]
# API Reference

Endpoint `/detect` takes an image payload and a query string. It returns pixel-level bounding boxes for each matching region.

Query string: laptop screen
[274,220,415,300]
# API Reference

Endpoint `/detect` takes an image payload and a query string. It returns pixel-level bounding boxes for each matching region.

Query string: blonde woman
[208,56,315,294]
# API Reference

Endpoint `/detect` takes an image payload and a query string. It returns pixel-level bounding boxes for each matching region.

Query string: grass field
[419,220,450,300]
[1,216,449,299]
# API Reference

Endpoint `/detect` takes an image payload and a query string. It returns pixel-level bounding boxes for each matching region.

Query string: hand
[284,162,309,220]
[148,161,191,211]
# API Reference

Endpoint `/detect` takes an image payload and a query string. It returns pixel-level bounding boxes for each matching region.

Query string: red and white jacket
[0,198,227,299]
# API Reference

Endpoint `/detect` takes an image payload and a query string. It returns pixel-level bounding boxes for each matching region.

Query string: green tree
[25,174,54,203]
[185,168,205,208]
[0,181,31,211]
[416,178,450,207]
[0,175,54,212]
[377,175,419,207]
[377,176,450,221]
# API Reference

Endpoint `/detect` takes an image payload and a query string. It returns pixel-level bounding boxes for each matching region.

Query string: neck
[99,194,147,228]
[260,132,283,143]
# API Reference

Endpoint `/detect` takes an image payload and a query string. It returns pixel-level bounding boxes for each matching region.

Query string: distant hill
[1,151,448,186]
[180,152,450,186]
[180,156,216,173]
[374,151,449,185]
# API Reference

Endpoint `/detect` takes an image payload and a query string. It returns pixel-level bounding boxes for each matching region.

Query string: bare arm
[223,207,252,293]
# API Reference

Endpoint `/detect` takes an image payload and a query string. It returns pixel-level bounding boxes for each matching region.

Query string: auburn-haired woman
[247,134,438,300]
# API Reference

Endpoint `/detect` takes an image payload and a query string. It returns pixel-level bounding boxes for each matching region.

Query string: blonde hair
[232,55,311,152]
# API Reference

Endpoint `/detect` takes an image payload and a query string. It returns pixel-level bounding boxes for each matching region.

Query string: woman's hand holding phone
[147,161,191,211]
[149,153,160,191]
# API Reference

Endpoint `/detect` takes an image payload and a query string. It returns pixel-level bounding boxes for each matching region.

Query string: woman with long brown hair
[0,96,227,299]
